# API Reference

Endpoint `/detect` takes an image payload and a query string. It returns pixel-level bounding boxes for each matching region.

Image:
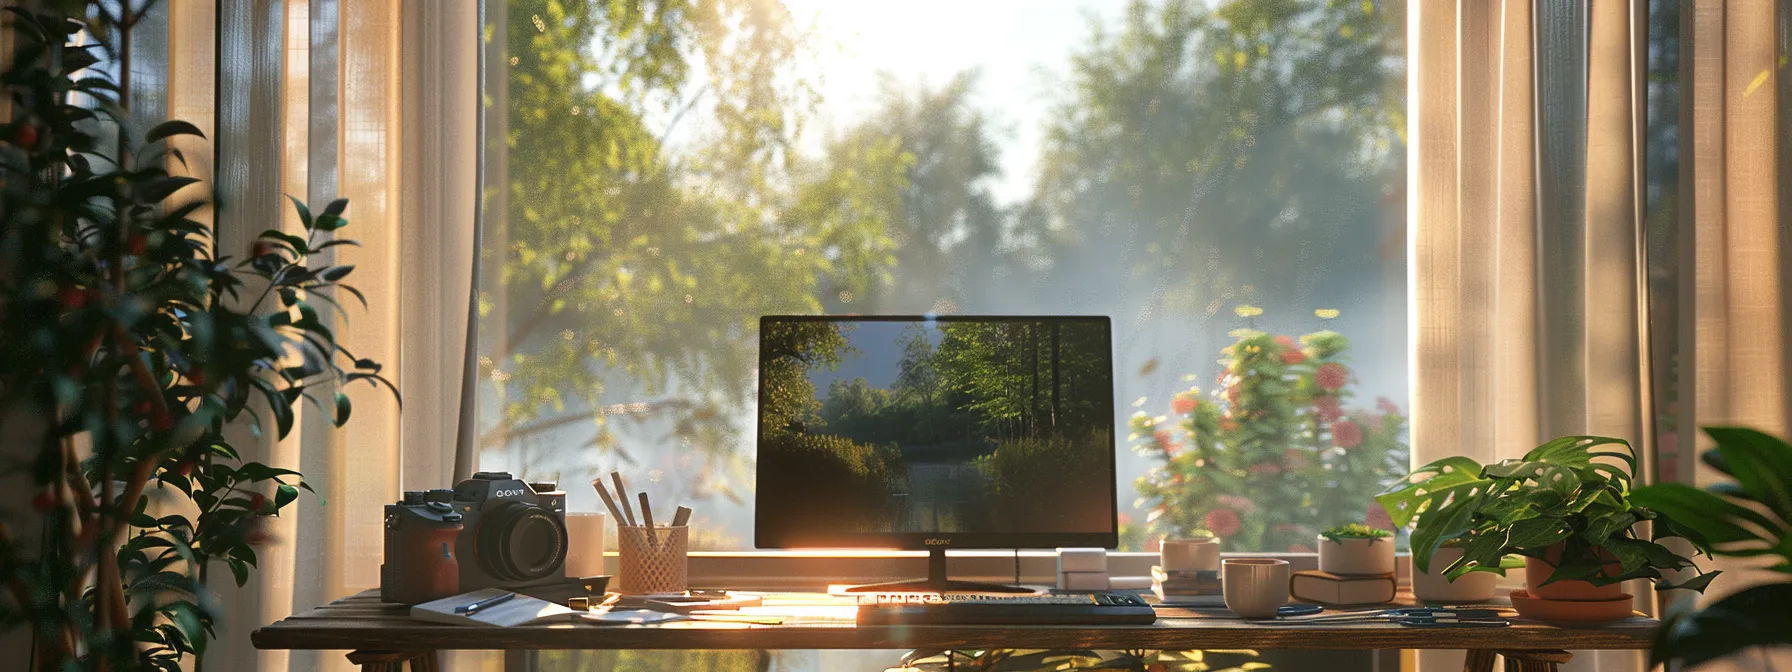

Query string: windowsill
[593,550,1376,591]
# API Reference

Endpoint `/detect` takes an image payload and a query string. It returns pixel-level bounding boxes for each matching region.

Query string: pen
[456,592,516,615]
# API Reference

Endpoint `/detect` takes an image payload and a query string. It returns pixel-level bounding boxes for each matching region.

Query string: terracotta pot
[1524,543,1624,601]
[1412,546,1498,603]
[1316,535,1395,576]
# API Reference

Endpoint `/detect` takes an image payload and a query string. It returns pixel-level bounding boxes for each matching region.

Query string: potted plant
[1409,538,1500,603]
[1376,435,1716,621]
[0,6,394,669]
[1631,426,1792,668]
[1316,523,1394,576]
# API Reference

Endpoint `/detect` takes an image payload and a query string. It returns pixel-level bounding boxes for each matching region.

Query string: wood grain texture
[255,590,1657,653]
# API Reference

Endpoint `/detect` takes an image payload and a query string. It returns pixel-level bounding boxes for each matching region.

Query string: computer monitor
[756,315,1117,592]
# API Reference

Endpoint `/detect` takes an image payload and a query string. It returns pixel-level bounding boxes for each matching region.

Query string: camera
[380,472,569,603]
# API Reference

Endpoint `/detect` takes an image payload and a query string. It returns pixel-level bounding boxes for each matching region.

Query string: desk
[253,590,1656,672]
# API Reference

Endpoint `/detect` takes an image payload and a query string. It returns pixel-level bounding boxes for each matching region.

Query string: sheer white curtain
[1411,0,1790,671]
[161,1,480,669]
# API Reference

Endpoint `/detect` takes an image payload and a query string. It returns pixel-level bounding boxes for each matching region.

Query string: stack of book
[1150,565,1224,606]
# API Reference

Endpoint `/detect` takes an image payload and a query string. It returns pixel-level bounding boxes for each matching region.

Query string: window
[475,0,1410,555]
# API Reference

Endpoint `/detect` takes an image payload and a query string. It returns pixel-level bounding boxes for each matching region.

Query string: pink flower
[1281,349,1307,365]
[1332,419,1364,449]
[1171,394,1198,415]
[1281,448,1308,470]
[1247,462,1283,477]
[1215,494,1258,514]
[1204,508,1243,538]
[1274,335,1297,348]
[1226,385,1241,405]
[1365,503,1395,531]
[1313,394,1342,422]
[1376,396,1401,415]
[1315,362,1349,391]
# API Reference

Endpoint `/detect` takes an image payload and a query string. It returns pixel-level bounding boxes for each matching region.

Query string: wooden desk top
[252,590,1657,653]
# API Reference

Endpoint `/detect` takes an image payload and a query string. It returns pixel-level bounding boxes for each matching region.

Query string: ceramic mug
[1222,558,1290,619]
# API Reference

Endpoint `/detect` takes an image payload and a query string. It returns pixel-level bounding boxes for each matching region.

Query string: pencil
[590,478,628,529]
[670,506,692,528]
[611,472,637,527]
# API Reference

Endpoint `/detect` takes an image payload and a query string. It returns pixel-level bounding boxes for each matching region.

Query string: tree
[1013,0,1404,341]
[482,0,908,497]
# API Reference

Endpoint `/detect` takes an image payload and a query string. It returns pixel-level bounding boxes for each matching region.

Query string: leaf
[163,601,208,656]
[1652,583,1792,668]
[287,195,313,230]
[227,558,248,587]
[1656,570,1720,593]
[275,483,299,509]
[1631,483,1777,545]
[318,265,355,282]
[334,391,352,427]
[139,176,203,203]
[1704,426,1792,525]
[146,120,207,143]
[1508,515,1574,550]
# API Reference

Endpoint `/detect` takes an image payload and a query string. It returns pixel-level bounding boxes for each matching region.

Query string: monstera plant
[1376,436,1717,593]
[0,5,393,670]
[1631,426,1792,669]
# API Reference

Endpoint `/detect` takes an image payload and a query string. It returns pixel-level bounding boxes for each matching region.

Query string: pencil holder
[616,525,687,594]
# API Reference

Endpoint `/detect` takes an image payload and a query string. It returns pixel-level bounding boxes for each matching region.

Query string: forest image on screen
[760,319,1112,538]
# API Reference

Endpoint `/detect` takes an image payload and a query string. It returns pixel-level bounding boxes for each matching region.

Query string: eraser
[1058,570,1110,591]
[1055,547,1109,573]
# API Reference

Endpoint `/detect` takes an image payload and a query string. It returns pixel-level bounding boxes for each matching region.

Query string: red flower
[1219,418,1239,432]
[32,490,56,511]
[150,410,174,431]
[176,459,196,476]
[13,123,39,149]
[1281,349,1306,365]
[1332,419,1364,449]
[1281,448,1308,470]
[1315,363,1349,391]
[1313,395,1341,422]
[248,492,269,511]
[1203,507,1243,538]
[1274,335,1297,348]
[1226,385,1241,405]
[59,285,88,310]
[1170,394,1197,415]
[1365,503,1395,531]
[1154,430,1178,455]
[126,233,148,256]
[1247,462,1282,477]
[187,366,207,387]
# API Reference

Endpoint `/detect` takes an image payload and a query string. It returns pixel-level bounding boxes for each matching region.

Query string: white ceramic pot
[1316,535,1395,576]
[1411,546,1498,603]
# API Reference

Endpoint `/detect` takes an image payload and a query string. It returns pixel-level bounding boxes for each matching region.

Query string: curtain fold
[164,1,479,669]
[1411,1,1652,670]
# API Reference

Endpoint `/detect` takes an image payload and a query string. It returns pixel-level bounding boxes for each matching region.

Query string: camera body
[432,471,569,592]
[380,472,569,602]
[380,490,464,604]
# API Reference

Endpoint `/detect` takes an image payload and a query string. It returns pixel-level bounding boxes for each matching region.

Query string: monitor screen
[756,316,1116,549]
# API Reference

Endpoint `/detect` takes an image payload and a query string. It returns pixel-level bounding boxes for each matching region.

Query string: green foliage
[0,6,392,669]
[1320,523,1392,543]
[1377,436,1714,591]
[893,648,1270,672]
[1632,427,1792,668]
[1131,311,1408,552]
[484,0,906,491]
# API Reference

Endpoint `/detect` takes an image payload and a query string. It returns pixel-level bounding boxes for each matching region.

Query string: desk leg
[345,650,440,672]
[1463,649,1498,672]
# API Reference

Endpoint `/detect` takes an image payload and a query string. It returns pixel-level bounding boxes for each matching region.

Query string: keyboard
[855,592,1158,626]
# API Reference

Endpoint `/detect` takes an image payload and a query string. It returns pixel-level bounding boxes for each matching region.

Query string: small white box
[1058,571,1110,591]
[1108,575,1151,591]
[1056,547,1108,573]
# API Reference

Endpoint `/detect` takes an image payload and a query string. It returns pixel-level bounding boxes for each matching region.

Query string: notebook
[411,588,684,627]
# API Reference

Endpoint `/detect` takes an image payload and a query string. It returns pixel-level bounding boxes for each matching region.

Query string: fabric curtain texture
[157,1,480,669]
[1411,0,1789,671]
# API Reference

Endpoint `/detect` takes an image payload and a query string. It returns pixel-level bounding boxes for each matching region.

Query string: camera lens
[475,500,567,582]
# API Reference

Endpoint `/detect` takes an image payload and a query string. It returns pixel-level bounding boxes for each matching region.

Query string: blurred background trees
[479,0,1407,548]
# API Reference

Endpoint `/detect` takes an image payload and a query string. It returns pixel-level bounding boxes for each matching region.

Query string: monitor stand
[842,548,1036,593]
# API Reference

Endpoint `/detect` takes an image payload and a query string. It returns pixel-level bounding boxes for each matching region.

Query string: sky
[780,0,1126,205]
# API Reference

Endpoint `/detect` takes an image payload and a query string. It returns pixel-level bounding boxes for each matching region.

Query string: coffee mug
[1222,558,1290,619]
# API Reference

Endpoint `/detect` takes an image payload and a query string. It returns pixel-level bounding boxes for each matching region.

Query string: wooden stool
[1462,649,1573,672]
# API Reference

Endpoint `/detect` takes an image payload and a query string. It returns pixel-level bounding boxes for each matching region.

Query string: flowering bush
[1127,309,1409,552]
